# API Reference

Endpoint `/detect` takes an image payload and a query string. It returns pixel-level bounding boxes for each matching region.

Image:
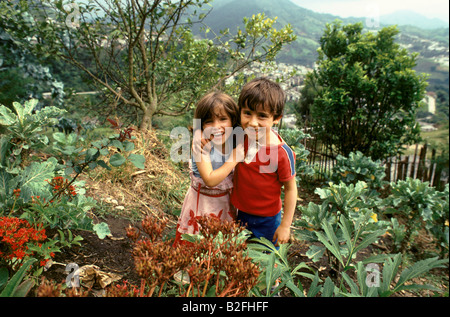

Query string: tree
[5,0,296,130]
[294,71,320,128]
[307,21,428,160]
[0,1,65,108]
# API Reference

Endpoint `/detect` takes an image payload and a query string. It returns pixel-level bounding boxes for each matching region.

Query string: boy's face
[240,105,280,143]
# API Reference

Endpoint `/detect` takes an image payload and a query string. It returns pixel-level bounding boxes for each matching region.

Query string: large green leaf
[0,105,16,126]
[128,154,145,169]
[0,258,36,297]
[93,222,111,239]
[109,153,126,167]
[17,158,57,201]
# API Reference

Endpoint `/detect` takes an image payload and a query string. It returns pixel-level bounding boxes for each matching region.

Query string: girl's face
[202,106,233,146]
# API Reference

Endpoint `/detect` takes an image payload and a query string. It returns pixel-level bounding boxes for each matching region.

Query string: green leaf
[316,220,344,265]
[392,257,448,293]
[109,153,126,167]
[93,222,111,239]
[18,160,57,201]
[305,244,326,262]
[0,105,16,126]
[0,267,8,290]
[128,154,145,169]
[85,148,99,162]
[123,141,135,152]
[12,101,25,122]
[0,258,37,297]
[321,277,336,297]
[23,99,38,115]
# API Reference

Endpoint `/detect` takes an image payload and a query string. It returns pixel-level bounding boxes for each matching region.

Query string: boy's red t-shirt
[231,133,296,217]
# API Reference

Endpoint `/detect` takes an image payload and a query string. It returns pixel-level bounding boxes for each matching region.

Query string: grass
[403,124,449,157]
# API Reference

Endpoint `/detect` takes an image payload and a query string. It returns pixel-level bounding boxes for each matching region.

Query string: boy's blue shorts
[237,210,281,245]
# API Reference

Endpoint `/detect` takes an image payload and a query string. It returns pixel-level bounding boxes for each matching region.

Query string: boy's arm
[273,177,297,246]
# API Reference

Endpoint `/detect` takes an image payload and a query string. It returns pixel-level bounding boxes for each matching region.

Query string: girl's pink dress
[173,164,236,246]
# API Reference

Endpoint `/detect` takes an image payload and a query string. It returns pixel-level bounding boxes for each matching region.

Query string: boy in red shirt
[231,77,298,247]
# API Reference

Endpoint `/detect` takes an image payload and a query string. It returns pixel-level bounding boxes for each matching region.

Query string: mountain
[199,0,363,66]
[195,0,449,68]
[380,10,448,30]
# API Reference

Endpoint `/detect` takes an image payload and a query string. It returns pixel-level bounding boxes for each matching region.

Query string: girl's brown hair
[194,91,239,129]
[238,77,285,119]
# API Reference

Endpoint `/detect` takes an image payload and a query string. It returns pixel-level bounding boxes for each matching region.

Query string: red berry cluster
[46,176,77,198]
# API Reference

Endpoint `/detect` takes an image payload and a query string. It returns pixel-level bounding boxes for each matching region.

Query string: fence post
[417,144,427,181]
[385,158,391,182]
[410,144,419,179]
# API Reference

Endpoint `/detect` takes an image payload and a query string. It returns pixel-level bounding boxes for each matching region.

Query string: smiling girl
[173,91,243,246]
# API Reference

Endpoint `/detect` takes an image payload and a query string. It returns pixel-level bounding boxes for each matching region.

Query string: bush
[331,151,387,189]
[383,178,449,255]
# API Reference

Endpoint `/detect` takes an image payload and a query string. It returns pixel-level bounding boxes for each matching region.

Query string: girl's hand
[231,140,245,163]
[193,129,212,161]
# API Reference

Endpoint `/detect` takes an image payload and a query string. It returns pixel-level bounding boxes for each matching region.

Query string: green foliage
[335,254,447,297]
[247,237,315,297]
[295,181,388,273]
[278,128,314,183]
[0,258,37,297]
[384,178,449,254]
[290,168,448,297]
[308,21,428,160]
[0,100,146,241]
[6,1,295,129]
[331,151,387,189]
[0,2,65,107]
[0,99,66,171]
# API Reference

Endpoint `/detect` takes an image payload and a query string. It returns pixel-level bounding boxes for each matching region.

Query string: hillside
[380,10,449,30]
[198,0,357,66]
[196,0,449,70]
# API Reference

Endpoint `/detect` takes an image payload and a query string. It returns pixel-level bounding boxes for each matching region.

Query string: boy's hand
[273,224,290,246]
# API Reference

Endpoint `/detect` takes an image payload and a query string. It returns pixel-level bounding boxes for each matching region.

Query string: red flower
[0,216,48,265]
[13,188,21,198]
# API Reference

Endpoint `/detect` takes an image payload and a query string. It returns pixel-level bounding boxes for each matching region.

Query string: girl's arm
[196,155,238,187]
[193,138,244,187]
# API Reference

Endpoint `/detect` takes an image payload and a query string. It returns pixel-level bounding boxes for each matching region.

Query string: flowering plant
[0,216,52,272]
[123,215,260,297]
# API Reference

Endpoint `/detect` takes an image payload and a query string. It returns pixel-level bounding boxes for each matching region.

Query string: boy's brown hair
[194,91,239,129]
[238,77,286,119]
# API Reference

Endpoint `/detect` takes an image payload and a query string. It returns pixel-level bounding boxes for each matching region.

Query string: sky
[290,0,449,23]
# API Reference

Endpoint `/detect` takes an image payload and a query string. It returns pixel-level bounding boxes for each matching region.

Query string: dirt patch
[41,216,141,289]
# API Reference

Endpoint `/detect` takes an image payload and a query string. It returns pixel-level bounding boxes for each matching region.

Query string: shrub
[384,178,449,255]
[279,128,315,183]
[331,151,386,189]
[124,215,260,297]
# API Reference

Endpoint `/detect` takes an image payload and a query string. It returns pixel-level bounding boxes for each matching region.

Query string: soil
[42,216,141,288]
